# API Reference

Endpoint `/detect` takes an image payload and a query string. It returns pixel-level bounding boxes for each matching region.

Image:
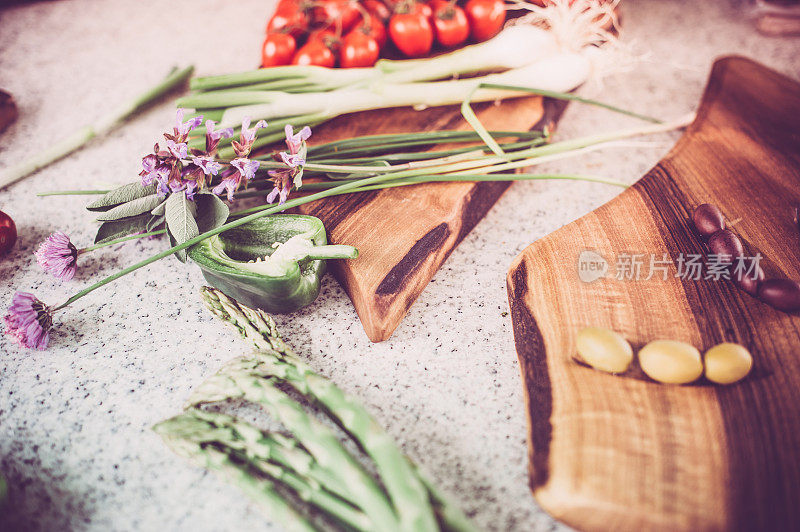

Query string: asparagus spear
[187,361,401,531]
[200,287,473,532]
[156,409,372,531]
[153,417,318,532]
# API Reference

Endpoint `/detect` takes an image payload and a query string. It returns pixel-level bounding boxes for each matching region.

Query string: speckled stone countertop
[0,1,798,530]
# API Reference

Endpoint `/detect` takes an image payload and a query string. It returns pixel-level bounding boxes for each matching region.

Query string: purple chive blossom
[232,117,268,157]
[3,292,53,350]
[284,124,311,155]
[174,108,203,139]
[205,120,234,154]
[35,232,79,281]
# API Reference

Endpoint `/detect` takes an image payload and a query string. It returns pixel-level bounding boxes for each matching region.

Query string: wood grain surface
[507,56,800,531]
[299,96,566,342]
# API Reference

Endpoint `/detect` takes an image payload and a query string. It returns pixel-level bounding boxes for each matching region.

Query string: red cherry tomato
[307,28,341,52]
[261,33,297,67]
[364,0,391,22]
[312,0,362,33]
[0,211,17,256]
[353,14,387,48]
[464,0,505,42]
[410,1,433,19]
[267,0,309,38]
[432,4,469,47]
[292,41,336,67]
[340,31,380,67]
[388,12,433,57]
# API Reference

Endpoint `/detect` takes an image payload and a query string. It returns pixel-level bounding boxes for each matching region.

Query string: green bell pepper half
[188,214,358,314]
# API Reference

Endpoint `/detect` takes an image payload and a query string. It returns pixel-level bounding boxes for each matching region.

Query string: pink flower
[204,120,234,154]
[174,108,203,139]
[231,117,268,158]
[212,158,259,201]
[284,124,311,155]
[3,292,53,350]
[35,232,79,281]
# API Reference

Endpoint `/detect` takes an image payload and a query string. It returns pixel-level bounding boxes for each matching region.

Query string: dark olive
[758,278,800,312]
[692,203,725,238]
[707,229,744,262]
[733,257,764,296]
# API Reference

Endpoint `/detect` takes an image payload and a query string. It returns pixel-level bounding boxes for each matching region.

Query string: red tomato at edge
[0,211,17,256]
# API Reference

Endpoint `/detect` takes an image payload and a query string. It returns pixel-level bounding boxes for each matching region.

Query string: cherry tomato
[292,41,336,67]
[307,29,341,52]
[312,0,361,33]
[464,0,505,42]
[261,33,297,67]
[0,211,17,256]
[267,0,309,38]
[364,0,391,22]
[432,4,469,47]
[410,1,433,19]
[353,14,387,48]
[340,31,380,67]
[388,12,433,57]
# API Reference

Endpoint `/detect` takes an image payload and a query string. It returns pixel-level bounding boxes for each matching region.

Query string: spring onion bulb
[218,52,590,128]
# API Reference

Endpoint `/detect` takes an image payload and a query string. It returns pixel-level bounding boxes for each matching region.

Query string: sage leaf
[195,193,229,233]
[151,201,167,217]
[95,194,165,222]
[94,214,150,245]
[86,182,156,212]
[147,214,165,233]
[165,192,198,262]
[168,231,186,263]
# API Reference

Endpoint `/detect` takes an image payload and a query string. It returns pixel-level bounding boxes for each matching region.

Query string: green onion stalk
[9,86,693,351]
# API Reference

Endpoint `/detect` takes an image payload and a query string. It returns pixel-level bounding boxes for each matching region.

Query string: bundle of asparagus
[153,287,476,532]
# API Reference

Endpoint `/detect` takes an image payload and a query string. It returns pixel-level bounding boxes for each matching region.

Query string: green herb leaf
[86,183,157,212]
[165,192,199,262]
[147,214,165,233]
[94,214,150,245]
[151,201,167,217]
[95,194,165,222]
[194,193,229,233]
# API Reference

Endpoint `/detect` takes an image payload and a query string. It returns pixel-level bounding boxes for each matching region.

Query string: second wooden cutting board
[298,96,565,342]
[508,57,800,531]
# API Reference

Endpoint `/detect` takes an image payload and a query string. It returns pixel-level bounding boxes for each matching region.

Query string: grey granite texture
[0,0,798,530]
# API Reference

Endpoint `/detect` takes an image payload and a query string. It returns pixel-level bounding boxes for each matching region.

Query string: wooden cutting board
[507,56,800,531]
[299,96,566,342]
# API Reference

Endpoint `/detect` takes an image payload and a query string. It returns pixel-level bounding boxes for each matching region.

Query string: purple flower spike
[3,292,53,350]
[231,158,260,182]
[175,108,203,138]
[35,232,79,282]
[240,117,269,146]
[205,120,234,154]
[212,171,241,201]
[166,139,188,159]
[191,156,222,177]
[280,151,305,169]
[284,124,312,155]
